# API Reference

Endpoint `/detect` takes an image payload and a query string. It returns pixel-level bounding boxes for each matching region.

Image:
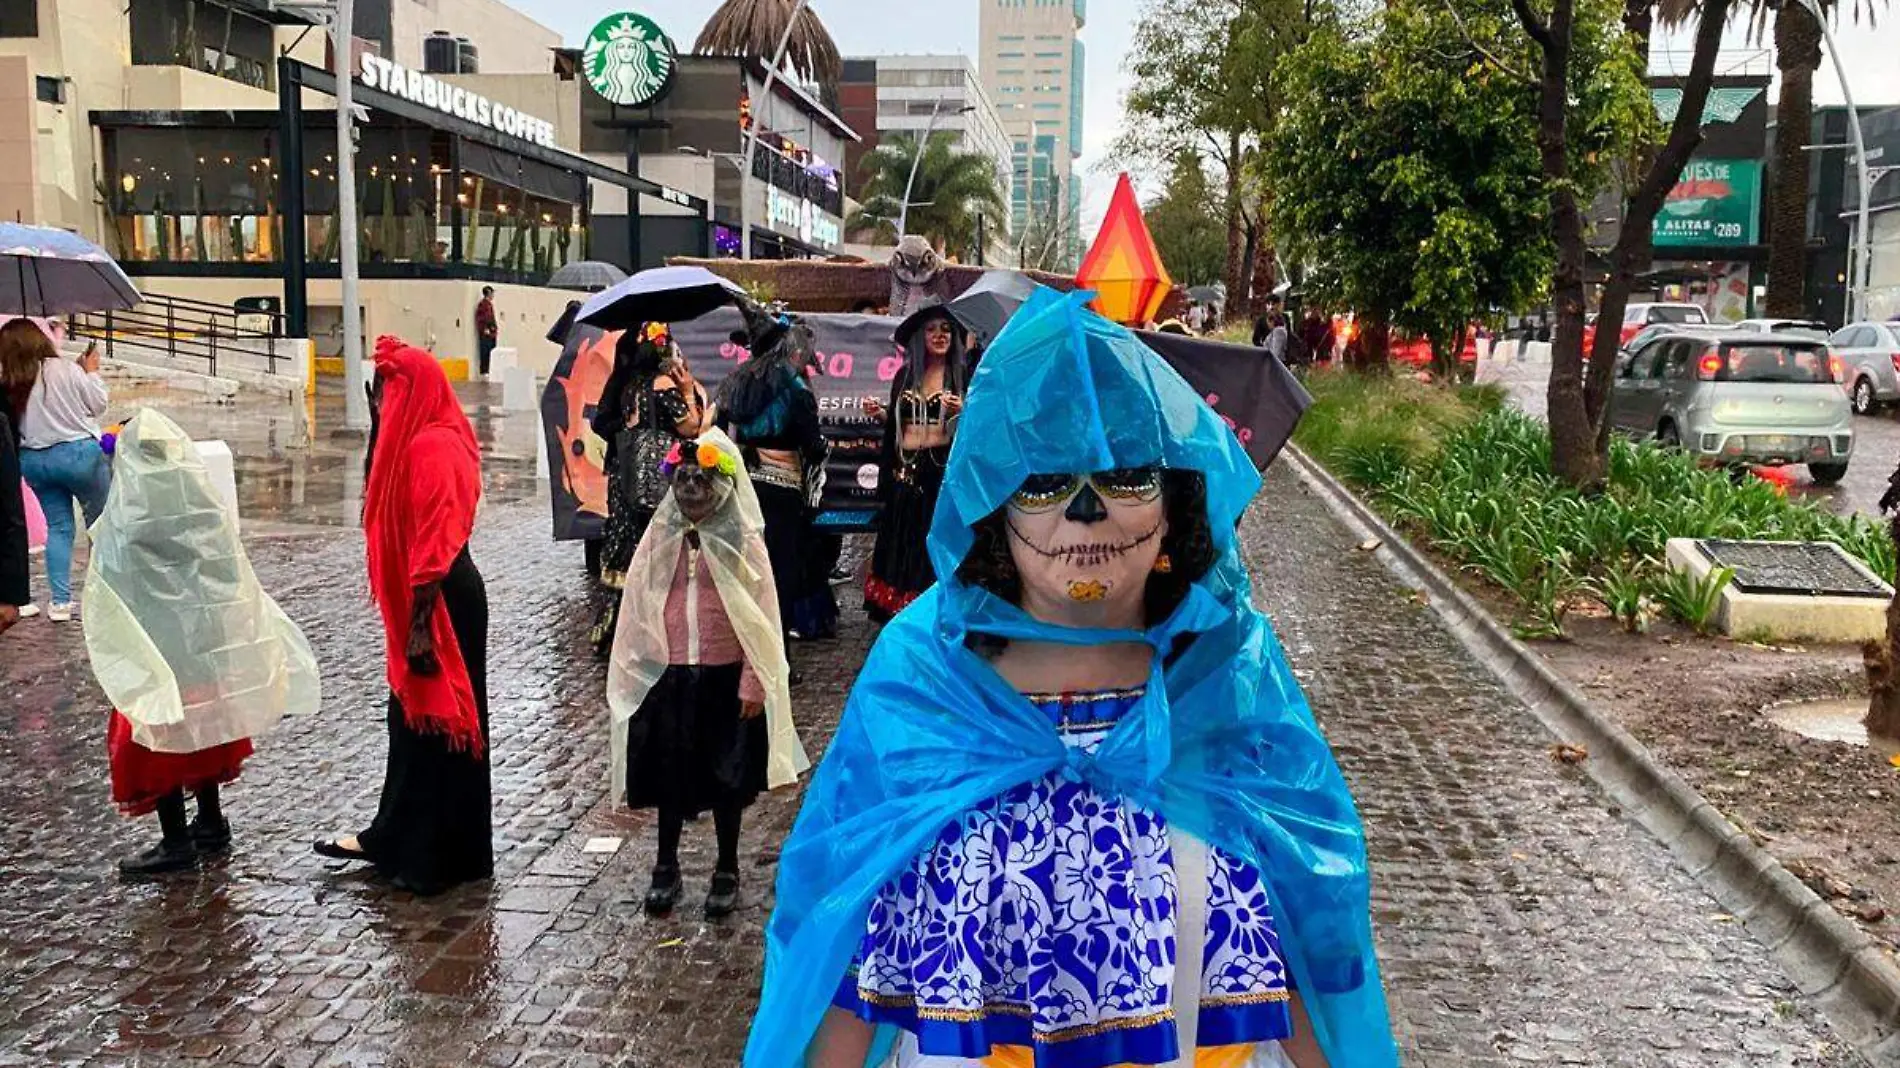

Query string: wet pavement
[0,382,1866,1065]
[1488,353,1895,519]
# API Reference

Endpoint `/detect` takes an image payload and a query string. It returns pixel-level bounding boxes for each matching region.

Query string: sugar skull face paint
[1005,467,1167,625]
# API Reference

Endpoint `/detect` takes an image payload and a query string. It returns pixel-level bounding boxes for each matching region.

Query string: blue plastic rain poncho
[744,289,1396,1066]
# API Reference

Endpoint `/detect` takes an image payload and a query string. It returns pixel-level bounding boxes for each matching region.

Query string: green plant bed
[1292,371,1893,638]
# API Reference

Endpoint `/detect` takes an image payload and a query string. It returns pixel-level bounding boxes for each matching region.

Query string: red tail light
[1890,353,1900,374]
[1697,350,1725,380]
[1830,353,1844,383]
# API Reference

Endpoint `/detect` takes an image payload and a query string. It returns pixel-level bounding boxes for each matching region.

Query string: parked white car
[1829,321,1900,415]
[1731,318,1829,340]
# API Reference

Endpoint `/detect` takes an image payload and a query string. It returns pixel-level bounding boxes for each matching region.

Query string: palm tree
[848,132,1008,260]
[693,0,842,86]
[1661,0,1882,319]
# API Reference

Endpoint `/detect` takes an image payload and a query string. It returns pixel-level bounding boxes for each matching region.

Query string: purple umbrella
[0,223,141,317]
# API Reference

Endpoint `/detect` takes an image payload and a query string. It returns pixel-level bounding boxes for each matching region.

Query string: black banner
[543,312,1304,542]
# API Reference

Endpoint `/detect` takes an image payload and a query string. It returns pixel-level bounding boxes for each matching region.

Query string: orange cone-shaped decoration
[1075,173,1173,325]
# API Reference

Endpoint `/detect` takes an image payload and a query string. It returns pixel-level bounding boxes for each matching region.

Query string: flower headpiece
[659,438,740,480]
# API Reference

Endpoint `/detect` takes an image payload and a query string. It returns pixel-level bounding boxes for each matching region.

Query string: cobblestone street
[0,386,1868,1066]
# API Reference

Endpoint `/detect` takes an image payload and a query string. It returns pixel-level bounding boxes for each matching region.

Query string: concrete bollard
[194,440,241,533]
[534,405,550,482]
[488,346,518,381]
[502,366,538,413]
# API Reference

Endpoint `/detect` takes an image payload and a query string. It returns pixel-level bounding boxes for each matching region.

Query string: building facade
[978,0,1085,268]
[0,1,854,376]
[1842,107,1900,323]
[836,53,1012,263]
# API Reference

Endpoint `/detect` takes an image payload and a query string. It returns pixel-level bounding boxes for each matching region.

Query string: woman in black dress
[588,324,709,650]
[315,337,491,896]
[717,302,834,642]
[862,302,969,622]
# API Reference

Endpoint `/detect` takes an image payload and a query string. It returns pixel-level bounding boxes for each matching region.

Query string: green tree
[1509,0,1732,487]
[1267,2,1628,378]
[1144,151,1228,287]
[848,132,1008,259]
[1116,0,1305,315]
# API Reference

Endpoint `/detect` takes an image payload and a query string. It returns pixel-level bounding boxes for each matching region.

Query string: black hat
[893,298,959,349]
[737,298,790,355]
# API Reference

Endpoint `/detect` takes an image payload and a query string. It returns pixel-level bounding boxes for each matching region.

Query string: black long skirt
[626,663,766,816]
[866,463,942,622]
[756,480,837,640]
[359,548,493,896]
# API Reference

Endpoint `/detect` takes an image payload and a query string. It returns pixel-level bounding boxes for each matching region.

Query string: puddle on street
[1766,698,1900,759]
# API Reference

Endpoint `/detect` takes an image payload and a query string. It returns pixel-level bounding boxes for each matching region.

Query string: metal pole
[740,0,810,260]
[1797,0,1869,322]
[899,97,947,238]
[277,56,308,339]
[332,0,368,430]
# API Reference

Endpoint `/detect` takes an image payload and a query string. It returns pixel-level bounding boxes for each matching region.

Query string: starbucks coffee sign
[582,12,677,108]
[358,55,557,148]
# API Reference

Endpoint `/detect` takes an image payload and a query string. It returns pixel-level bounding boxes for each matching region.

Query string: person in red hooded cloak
[315,337,492,895]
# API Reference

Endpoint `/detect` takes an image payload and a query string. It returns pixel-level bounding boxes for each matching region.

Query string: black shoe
[191,816,232,855]
[313,837,370,861]
[119,838,197,877]
[705,870,740,919]
[644,865,682,915]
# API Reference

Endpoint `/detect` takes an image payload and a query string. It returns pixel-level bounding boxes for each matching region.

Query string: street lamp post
[322,0,368,430]
[739,0,810,260]
[1791,0,1872,322]
[898,100,975,238]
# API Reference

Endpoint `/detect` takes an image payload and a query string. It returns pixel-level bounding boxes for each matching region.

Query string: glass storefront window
[100,119,593,285]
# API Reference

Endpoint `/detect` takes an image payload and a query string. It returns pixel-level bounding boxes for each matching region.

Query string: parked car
[1829,321,1900,415]
[1585,302,1710,354]
[1608,328,1852,486]
[1731,318,1829,340]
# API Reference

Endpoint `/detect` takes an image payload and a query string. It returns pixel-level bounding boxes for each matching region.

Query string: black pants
[478,337,497,376]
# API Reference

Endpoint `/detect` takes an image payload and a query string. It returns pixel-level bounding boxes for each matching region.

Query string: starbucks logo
[582,12,676,108]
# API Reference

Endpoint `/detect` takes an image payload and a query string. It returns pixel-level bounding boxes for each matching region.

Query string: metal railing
[68,293,289,379]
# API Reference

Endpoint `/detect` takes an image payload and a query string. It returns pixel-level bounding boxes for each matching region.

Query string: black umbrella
[947,275,1312,468]
[945,269,1039,349]
[547,260,629,293]
[576,265,746,330]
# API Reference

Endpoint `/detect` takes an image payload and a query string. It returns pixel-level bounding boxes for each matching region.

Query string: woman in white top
[0,320,110,620]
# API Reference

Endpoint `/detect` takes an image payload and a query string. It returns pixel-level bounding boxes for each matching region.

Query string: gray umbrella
[945,269,1039,349]
[546,260,629,293]
[577,265,747,330]
[0,223,140,316]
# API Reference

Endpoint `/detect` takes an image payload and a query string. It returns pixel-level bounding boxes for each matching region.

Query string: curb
[1282,443,1900,1062]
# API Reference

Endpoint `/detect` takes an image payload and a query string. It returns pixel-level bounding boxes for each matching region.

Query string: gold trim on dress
[1023,687,1148,706]
[852,988,1175,1044]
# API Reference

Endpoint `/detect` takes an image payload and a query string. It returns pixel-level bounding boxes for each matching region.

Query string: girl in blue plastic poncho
[745,290,1397,1068]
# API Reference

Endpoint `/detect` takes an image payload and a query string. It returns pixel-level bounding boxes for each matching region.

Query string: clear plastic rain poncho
[744,288,1396,1066]
[606,428,809,801]
[83,410,319,753]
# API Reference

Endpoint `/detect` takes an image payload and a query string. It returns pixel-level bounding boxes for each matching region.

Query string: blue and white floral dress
[833,689,1299,1068]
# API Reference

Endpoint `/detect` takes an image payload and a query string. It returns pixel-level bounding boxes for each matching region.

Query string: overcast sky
[514,1,1898,235]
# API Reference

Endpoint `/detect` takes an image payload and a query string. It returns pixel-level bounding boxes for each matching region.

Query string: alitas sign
[358,55,558,148]
[1654,159,1762,248]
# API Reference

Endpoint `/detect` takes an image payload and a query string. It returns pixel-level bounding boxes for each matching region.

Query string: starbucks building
[1,1,856,377]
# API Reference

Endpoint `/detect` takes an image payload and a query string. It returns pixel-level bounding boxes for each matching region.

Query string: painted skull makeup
[1005,466,1167,618]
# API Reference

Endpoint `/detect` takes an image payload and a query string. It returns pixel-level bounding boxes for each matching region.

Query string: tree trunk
[1523,0,1603,488]
[1222,129,1246,312]
[1766,4,1823,319]
[1248,223,1275,318]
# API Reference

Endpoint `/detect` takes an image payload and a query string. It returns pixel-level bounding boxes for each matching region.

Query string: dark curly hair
[954,469,1217,629]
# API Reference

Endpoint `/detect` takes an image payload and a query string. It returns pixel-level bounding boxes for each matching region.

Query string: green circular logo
[582,12,676,108]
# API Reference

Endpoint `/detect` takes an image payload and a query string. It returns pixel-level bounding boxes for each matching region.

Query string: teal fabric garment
[744,288,1396,1066]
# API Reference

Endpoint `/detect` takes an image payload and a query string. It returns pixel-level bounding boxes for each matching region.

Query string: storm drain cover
[1695,539,1889,599]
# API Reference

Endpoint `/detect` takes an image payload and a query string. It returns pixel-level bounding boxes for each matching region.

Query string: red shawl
[365,336,485,756]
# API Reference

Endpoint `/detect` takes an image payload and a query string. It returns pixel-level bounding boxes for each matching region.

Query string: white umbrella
[576,265,745,330]
[0,223,140,317]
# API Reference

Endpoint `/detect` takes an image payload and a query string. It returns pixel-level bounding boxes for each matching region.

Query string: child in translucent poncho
[83,410,319,876]
[606,429,808,919]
